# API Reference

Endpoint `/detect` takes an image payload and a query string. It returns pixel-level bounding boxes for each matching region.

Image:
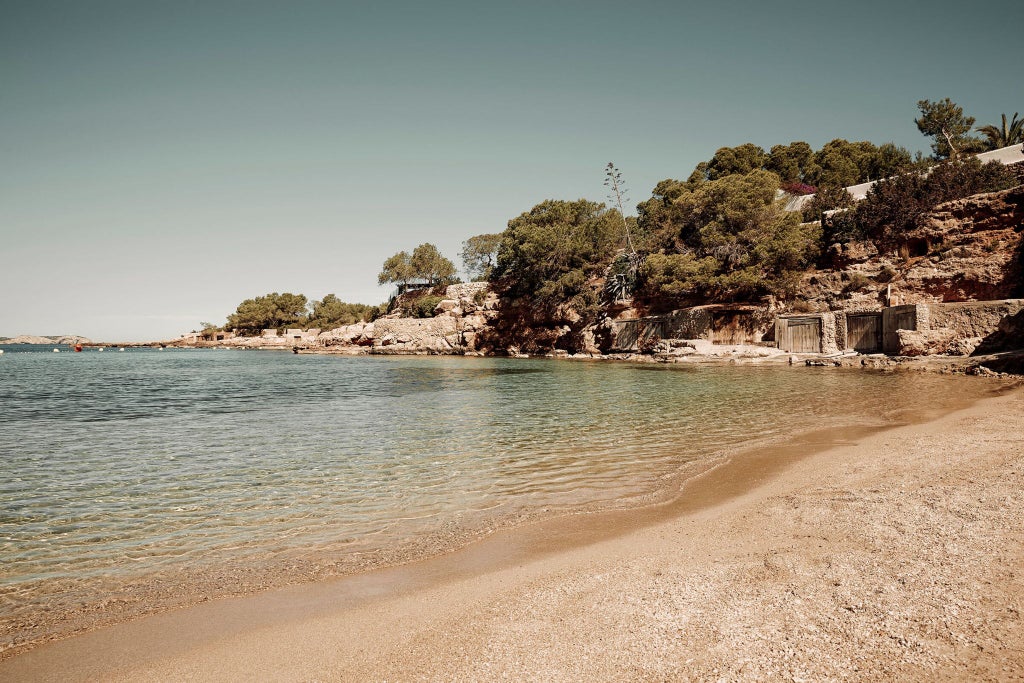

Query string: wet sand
[3,387,1023,680]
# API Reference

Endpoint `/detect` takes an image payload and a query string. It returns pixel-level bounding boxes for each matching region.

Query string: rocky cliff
[317,283,501,355]
[175,186,1023,360]
[799,185,1023,311]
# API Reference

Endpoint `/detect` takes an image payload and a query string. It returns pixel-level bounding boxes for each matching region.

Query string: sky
[2,0,1022,341]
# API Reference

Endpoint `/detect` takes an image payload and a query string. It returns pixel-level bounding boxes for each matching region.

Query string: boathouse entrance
[846,313,882,353]
[778,316,822,353]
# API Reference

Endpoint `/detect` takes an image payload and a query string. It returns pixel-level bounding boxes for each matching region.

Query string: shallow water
[0,346,997,648]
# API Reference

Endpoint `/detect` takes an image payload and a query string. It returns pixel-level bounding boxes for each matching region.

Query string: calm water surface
[0,345,996,644]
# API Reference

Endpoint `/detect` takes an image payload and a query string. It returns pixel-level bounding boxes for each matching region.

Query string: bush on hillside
[856,158,1016,245]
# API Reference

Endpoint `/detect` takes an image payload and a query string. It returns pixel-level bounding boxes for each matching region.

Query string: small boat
[119,348,126,352]
[97,347,105,352]
[53,349,60,353]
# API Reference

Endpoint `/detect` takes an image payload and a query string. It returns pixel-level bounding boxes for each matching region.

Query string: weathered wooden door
[782,317,821,353]
[846,313,881,352]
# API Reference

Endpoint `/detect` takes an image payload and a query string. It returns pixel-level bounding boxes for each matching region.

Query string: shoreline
[2,382,1021,680]
[0,368,916,661]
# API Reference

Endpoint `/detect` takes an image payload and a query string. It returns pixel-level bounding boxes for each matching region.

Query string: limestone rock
[896,328,956,356]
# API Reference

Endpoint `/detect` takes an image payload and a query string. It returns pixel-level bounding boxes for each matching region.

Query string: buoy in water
[53,349,60,353]
[119,347,126,352]
[74,344,83,353]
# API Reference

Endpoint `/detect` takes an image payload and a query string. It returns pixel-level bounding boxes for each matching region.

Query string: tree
[804,139,877,187]
[634,170,820,307]
[704,143,768,180]
[378,251,414,287]
[604,162,636,253]
[226,292,309,334]
[380,244,457,288]
[306,294,373,329]
[868,142,915,180]
[410,243,457,285]
[461,233,502,281]
[493,199,620,313]
[977,112,1024,150]
[915,98,978,159]
[766,141,814,183]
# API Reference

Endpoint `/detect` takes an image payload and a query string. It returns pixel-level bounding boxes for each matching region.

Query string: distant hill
[3,335,93,345]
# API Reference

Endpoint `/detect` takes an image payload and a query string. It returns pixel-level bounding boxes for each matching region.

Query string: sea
[0,344,999,651]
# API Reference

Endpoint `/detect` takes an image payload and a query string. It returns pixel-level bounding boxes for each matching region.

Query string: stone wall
[370,316,463,354]
[928,299,1024,339]
[607,305,770,352]
[608,308,713,352]
[885,300,1024,356]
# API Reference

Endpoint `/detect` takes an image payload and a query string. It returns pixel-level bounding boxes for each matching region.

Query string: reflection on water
[0,347,997,643]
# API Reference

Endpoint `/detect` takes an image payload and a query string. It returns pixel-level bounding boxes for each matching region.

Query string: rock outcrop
[316,283,501,355]
[798,186,1023,312]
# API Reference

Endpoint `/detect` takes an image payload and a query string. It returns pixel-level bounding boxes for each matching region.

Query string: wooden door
[782,317,821,353]
[846,313,881,352]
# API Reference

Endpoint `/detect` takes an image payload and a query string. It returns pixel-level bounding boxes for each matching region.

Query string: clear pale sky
[2,0,1021,341]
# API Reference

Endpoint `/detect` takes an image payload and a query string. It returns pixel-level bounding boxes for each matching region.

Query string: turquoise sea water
[0,345,997,647]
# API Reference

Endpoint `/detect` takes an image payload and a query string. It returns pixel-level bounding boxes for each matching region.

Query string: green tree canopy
[690,139,914,191]
[635,170,820,308]
[306,294,373,329]
[854,157,1017,244]
[379,244,457,287]
[766,141,814,183]
[378,251,415,287]
[461,233,503,281]
[492,199,621,312]
[410,243,457,285]
[704,143,768,181]
[915,98,979,159]
[226,292,309,334]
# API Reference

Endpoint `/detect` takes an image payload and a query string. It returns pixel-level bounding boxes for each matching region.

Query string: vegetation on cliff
[633,170,821,310]
[378,243,457,289]
[207,97,1020,347]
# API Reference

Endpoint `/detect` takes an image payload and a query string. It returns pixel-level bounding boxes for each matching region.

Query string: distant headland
[1,335,93,345]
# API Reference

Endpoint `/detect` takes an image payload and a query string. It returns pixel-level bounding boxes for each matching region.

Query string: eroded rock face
[800,186,1023,311]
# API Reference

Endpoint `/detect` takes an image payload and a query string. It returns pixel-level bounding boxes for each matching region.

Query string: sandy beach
[3,385,1022,681]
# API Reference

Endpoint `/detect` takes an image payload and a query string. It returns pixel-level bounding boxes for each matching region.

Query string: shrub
[802,186,856,224]
[855,158,1016,245]
[781,180,817,196]
[843,272,871,293]
[413,295,444,318]
[876,265,896,283]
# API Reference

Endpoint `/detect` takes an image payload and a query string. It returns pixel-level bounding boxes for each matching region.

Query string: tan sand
[3,388,1022,681]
